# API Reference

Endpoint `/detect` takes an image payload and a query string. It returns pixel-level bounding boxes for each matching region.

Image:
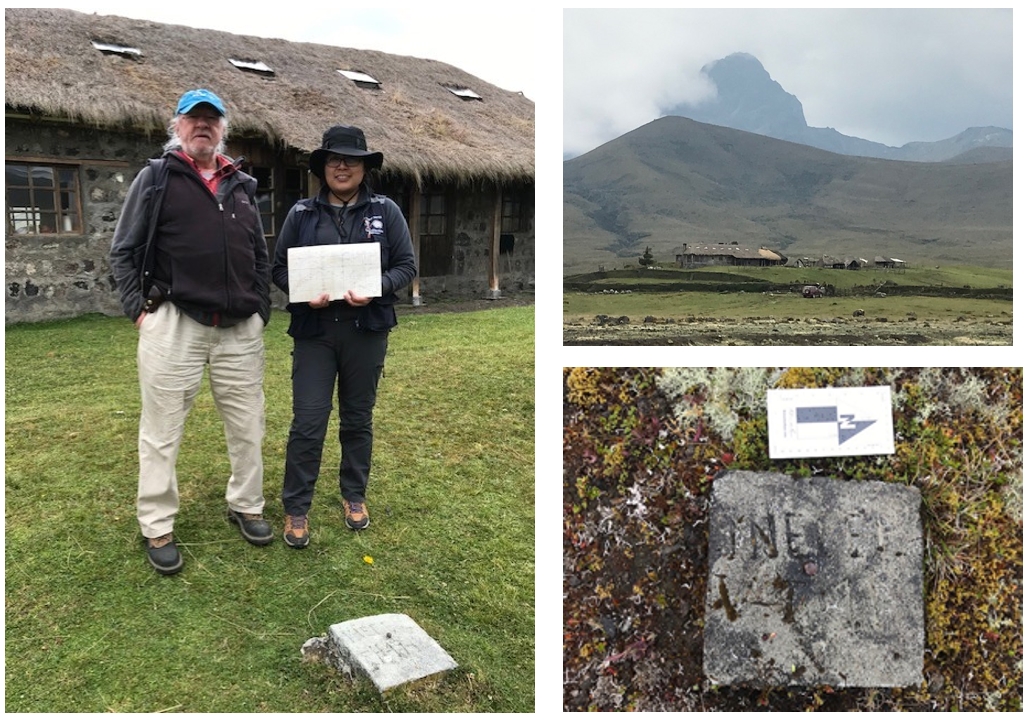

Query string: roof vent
[230,58,275,77]
[444,85,482,101]
[91,40,142,58]
[338,69,381,89]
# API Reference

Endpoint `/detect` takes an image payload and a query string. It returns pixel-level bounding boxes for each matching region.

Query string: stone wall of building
[415,187,535,300]
[677,254,735,268]
[5,120,156,324]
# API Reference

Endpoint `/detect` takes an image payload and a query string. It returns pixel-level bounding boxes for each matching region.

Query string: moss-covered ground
[563,368,1022,711]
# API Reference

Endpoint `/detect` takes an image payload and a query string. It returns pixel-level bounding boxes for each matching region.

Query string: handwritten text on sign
[287,243,382,303]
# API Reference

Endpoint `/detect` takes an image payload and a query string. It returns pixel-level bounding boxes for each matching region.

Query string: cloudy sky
[46,3,538,101]
[564,8,1013,158]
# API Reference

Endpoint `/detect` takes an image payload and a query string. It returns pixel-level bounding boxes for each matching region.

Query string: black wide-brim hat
[309,125,384,180]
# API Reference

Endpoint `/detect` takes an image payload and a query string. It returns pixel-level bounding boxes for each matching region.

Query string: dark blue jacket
[272,186,416,335]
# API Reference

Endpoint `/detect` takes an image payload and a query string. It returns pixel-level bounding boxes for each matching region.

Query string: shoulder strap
[294,197,319,246]
[239,175,258,205]
[231,156,259,206]
[139,158,170,292]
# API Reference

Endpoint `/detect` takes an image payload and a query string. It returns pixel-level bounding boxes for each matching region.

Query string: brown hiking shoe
[344,500,370,530]
[283,514,310,549]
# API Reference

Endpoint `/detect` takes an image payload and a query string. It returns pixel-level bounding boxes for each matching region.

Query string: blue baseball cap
[176,88,226,116]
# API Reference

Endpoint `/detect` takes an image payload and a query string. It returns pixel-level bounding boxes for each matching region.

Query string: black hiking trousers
[281,314,388,516]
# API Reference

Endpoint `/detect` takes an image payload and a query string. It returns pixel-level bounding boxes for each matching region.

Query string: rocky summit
[662,52,1012,162]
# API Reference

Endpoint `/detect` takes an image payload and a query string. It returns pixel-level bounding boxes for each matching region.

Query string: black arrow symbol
[796,406,876,445]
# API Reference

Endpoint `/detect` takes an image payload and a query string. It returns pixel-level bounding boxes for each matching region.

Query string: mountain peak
[669,52,808,140]
[662,53,1012,162]
[701,52,766,77]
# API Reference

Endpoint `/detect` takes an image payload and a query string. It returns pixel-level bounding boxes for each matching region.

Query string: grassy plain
[563,265,1012,345]
[564,291,1011,322]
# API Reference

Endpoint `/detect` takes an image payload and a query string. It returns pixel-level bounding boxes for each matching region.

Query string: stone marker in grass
[302,613,457,693]
[703,471,924,687]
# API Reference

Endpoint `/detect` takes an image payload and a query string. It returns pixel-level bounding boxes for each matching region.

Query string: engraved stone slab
[704,471,923,687]
[326,613,458,692]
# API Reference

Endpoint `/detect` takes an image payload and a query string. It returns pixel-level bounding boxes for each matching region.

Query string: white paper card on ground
[287,243,382,303]
[766,386,895,459]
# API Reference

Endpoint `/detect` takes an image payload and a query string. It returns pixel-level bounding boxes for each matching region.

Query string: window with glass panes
[500,190,523,232]
[282,167,305,218]
[5,163,81,235]
[248,165,274,237]
[245,165,307,238]
[501,190,531,233]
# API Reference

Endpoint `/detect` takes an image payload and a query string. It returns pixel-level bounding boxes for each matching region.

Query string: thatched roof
[678,245,785,262]
[4,8,534,186]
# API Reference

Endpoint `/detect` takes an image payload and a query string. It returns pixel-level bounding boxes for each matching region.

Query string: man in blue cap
[110,89,273,575]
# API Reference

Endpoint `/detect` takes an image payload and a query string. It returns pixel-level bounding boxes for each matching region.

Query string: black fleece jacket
[109,151,270,324]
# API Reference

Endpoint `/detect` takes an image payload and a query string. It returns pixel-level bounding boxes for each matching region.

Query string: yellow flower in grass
[363,555,374,565]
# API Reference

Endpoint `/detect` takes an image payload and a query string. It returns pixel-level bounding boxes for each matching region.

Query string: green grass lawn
[571,264,1012,291]
[564,264,1013,322]
[5,306,534,712]
[665,264,1012,290]
[564,290,1013,322]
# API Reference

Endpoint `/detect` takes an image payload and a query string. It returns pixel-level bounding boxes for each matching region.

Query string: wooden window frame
[419,186,453,277]
[501,187,532,233]
[5,161,83,236]
[244,164,307,239]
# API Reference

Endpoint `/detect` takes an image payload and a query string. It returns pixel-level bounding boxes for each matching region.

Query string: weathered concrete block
[304,613,457,693]
[704,471,924,688]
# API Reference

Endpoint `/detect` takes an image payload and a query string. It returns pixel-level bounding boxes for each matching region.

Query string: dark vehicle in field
[802,285,825,298]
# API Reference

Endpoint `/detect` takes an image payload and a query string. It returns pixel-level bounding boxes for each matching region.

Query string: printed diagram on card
[766,386,895,459]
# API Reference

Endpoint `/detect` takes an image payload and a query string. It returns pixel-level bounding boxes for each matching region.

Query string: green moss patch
[563,367,1022,711]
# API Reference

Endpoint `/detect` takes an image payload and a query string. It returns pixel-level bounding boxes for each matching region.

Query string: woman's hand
[343,290,371,307]
[308,292,331,309]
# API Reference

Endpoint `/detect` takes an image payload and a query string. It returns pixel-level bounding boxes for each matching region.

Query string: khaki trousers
[136,303,266,538]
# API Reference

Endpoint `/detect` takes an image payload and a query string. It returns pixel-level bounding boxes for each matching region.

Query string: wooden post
[487,185,502,299]
[408,187,422,306]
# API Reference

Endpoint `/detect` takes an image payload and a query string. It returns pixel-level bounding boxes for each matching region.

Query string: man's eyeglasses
[326,155,364,168]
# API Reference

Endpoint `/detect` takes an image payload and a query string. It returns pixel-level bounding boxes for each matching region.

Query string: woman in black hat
[272,125,417,548]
